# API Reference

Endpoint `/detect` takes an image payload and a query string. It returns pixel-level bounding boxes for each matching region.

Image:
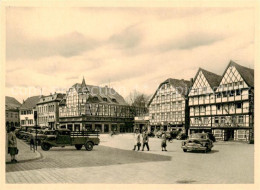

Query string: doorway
[224,129,234,141]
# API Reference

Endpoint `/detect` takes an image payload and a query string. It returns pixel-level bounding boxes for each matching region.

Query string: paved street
[6,134,254,184]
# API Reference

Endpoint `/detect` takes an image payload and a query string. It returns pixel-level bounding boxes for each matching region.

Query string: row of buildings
[6,78,147,133]
[146,60,254,141]
[5,60,254,141]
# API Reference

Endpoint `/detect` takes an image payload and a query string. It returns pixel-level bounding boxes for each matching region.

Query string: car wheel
[75,144,83,150]
[183,149,187,152]
[85,142,94,151]
[41,143,51,151]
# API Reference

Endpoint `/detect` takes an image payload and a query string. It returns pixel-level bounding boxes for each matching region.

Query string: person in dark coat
[161,131,167,151]
[142,131,150,151]
[8,127,18,163]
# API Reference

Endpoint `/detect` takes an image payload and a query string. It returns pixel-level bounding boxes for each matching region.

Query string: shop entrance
[224,129,234,141]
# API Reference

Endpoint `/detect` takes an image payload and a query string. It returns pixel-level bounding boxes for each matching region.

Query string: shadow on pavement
[6,145,171,173]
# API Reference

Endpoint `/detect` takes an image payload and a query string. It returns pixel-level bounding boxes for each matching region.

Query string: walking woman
[8,127,18,163]
[133,129,141,151]
[161,131,167,151]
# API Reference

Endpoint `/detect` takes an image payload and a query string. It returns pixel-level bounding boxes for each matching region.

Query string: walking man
[142,130,150,151]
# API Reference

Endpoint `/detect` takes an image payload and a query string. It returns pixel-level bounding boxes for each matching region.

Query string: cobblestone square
[5,134,254,184]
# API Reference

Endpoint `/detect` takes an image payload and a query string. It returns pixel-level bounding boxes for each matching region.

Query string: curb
[6,139,43,164]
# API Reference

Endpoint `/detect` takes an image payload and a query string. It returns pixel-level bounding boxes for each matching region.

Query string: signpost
[33,111,40,150]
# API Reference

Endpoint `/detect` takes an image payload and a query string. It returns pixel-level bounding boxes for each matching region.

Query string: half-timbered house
[188,68,222,134]
[212,61,254,141]
[59,78,147,133]
[148,78,191,133]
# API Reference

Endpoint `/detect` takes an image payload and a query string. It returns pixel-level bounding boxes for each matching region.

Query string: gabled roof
[226,60,254,87]
[193,68,222,90]
[20,95,41,110]
[148,78,191,106]
[37,93,66,105]
[69,78,127,105]
[5,96,21,110]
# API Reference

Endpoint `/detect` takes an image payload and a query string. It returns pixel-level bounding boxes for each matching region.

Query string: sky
[5,7,255,103]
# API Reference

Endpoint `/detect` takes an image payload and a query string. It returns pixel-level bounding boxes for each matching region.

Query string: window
[203,87,207,92]
[224,84,228,88]
[195,107,199,113]
[6,112,8,117]
[217,105,221,110]
[200,106,206,113]
[215,117,219,124]
[236,89,241,96]
[236,103,242,109]
[239,81,243,86]
[161,85,165,90]
[221,117,225,124]
[161,95,165,101]
[216,93,221,98]
[204,117,208,124]
[112,98,117,103]
[229,90,235,97]
[238,116,244,123]
[222,92,227,97]
[152,114,155,119]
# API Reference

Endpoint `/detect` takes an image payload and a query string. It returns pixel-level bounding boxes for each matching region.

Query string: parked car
[176,133,188,140]
[207,133,216,142]
[28,130,56,145]
[41,129,100,151]
[181,133,214,153]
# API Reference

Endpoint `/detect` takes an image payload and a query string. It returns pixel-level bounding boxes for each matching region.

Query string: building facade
[37,93,65,129]
[188,68,222,134]
[148,78,191,133]
[59,78,146,133]
[20,96,41,129]
[212,61,254,141]
[5,96,21,130]
[188,61,254,141]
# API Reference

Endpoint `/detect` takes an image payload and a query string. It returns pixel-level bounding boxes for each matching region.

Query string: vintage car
[181,133,214,153]
[41,129,100,151]
[176,133,188,140]
[28,130,56,145]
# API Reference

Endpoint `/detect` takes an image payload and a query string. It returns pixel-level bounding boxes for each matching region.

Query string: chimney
[190,78,194,84]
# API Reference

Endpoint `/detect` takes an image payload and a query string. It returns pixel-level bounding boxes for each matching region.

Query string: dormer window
[103,98,108,102]
[112,98,117,103]
[93,96,99,101]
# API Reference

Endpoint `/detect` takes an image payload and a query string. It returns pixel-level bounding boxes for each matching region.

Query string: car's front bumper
[182,145,207,151]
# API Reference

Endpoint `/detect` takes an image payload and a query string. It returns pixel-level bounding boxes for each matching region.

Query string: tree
[126,90,150,107]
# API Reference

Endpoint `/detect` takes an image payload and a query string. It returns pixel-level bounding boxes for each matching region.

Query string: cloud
[5,7,255,103]
[6,31,99,60]
[157,32,225,52]
[108,23,143,49]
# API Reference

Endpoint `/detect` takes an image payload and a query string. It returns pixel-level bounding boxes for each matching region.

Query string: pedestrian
[142,131,150,151]
[8,126,18,163]
[133,129,141,151]
[161,131,167,151]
